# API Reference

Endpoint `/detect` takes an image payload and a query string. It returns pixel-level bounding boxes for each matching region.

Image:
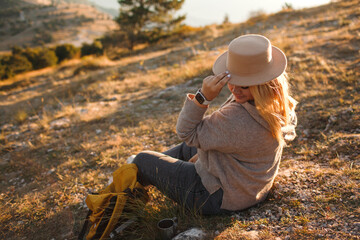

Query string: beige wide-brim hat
[212,34,287,86]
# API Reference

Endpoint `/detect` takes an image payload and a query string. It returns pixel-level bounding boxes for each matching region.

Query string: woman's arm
[176,98,247,152]
[176,72,251,152]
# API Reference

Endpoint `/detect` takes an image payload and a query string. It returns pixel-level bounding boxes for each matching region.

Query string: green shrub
[0,45,60,80]
[81,41,103,57]
[34,48,58,69]
[22,47,58,70]
[11,45,23,55]
[55,44,79,63]
[0,54,33,79]
[0,61,6,80]
[100,31,127,49]
[21,47,37,66]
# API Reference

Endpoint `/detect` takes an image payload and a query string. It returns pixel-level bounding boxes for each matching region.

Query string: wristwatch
[195,89,211,105]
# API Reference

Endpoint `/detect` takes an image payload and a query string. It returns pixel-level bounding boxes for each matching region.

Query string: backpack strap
[78,209,92,240]
[92,195,119,239]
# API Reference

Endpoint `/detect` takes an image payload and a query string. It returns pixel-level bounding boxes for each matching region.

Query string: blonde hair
[249,73,297,146]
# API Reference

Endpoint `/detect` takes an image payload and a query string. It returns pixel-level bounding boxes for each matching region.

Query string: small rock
[354,222,360,229]
[329,115,337,122]
[96,129,102,134]
[172,228,206,240]
[108,176,113,185]
[50,118,70,130]
[303,129,309,136]
[28,122,39,131]
[126,155,136,164]
[28,115,39,121]
[47,168,56,175]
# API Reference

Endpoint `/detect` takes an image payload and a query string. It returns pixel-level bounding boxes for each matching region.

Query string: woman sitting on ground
[131,34,297,215]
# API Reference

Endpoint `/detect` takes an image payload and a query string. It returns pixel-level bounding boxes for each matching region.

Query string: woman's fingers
[200,72,231,101]
[211,72,231,89]
[217,72,231,87]
[214,71,229,83]
[206,72,229,86]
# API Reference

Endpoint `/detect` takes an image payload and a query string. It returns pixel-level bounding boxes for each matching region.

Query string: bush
[0,45,60,80]
[81,41,103,57]
[22,47,58,69]
[11,45,23,55]
[100,31,127,49]
[34,48,58,69]
[55,44,79,63]
[0,54,33,79]
[0,62,6,80]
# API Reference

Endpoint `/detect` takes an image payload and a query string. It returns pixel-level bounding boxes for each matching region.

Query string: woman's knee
[133,150,165,170]
[132,151,153,167]
[132,151,157,186]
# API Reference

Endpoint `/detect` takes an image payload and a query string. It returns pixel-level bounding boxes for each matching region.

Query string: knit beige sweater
[176,94,281,211]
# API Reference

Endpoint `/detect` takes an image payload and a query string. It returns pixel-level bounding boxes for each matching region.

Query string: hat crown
[212,34,287,86]
[227,35,272,75]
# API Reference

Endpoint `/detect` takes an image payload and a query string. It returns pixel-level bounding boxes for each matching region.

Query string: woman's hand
[189,154,198,163]
[201,71,231,101]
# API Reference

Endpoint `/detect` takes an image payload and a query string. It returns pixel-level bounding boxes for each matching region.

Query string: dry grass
[1,0,360,239]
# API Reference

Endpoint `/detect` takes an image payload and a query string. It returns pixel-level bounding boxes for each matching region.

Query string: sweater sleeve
[176,94,248,153]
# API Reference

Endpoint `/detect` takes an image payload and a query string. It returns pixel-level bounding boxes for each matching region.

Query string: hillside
[0,0,359,239]
[0,0,117,52]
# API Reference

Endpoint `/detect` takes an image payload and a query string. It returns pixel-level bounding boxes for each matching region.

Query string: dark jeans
[133,143,229,215]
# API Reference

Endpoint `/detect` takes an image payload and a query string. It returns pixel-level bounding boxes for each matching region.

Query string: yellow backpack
[78,164,148,240]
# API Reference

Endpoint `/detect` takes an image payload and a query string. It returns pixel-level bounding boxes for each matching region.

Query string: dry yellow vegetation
[0,0,359,239]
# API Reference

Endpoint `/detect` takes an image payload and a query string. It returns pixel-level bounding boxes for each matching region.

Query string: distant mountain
[0,0,117,51]
[23,0,119,17]
[93,4,118,18]
[0,0,34,9]
[22,0,51,4]
[23,0,88,4]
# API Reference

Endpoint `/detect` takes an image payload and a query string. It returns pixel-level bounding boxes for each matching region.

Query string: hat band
[226,48,272,75]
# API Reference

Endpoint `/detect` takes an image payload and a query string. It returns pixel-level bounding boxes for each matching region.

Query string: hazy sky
[90,0,330,26]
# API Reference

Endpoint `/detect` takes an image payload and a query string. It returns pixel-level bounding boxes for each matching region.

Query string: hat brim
[212,46,287,86]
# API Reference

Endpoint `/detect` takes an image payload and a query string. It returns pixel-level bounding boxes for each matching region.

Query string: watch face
[195,92,205,104]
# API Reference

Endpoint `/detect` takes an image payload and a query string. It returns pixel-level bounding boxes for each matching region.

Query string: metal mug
[157,217,178,240]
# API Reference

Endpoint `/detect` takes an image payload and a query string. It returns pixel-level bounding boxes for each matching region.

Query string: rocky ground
[0,0,359,239]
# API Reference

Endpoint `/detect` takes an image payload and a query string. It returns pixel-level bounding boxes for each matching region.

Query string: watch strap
[195,89,211,105]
